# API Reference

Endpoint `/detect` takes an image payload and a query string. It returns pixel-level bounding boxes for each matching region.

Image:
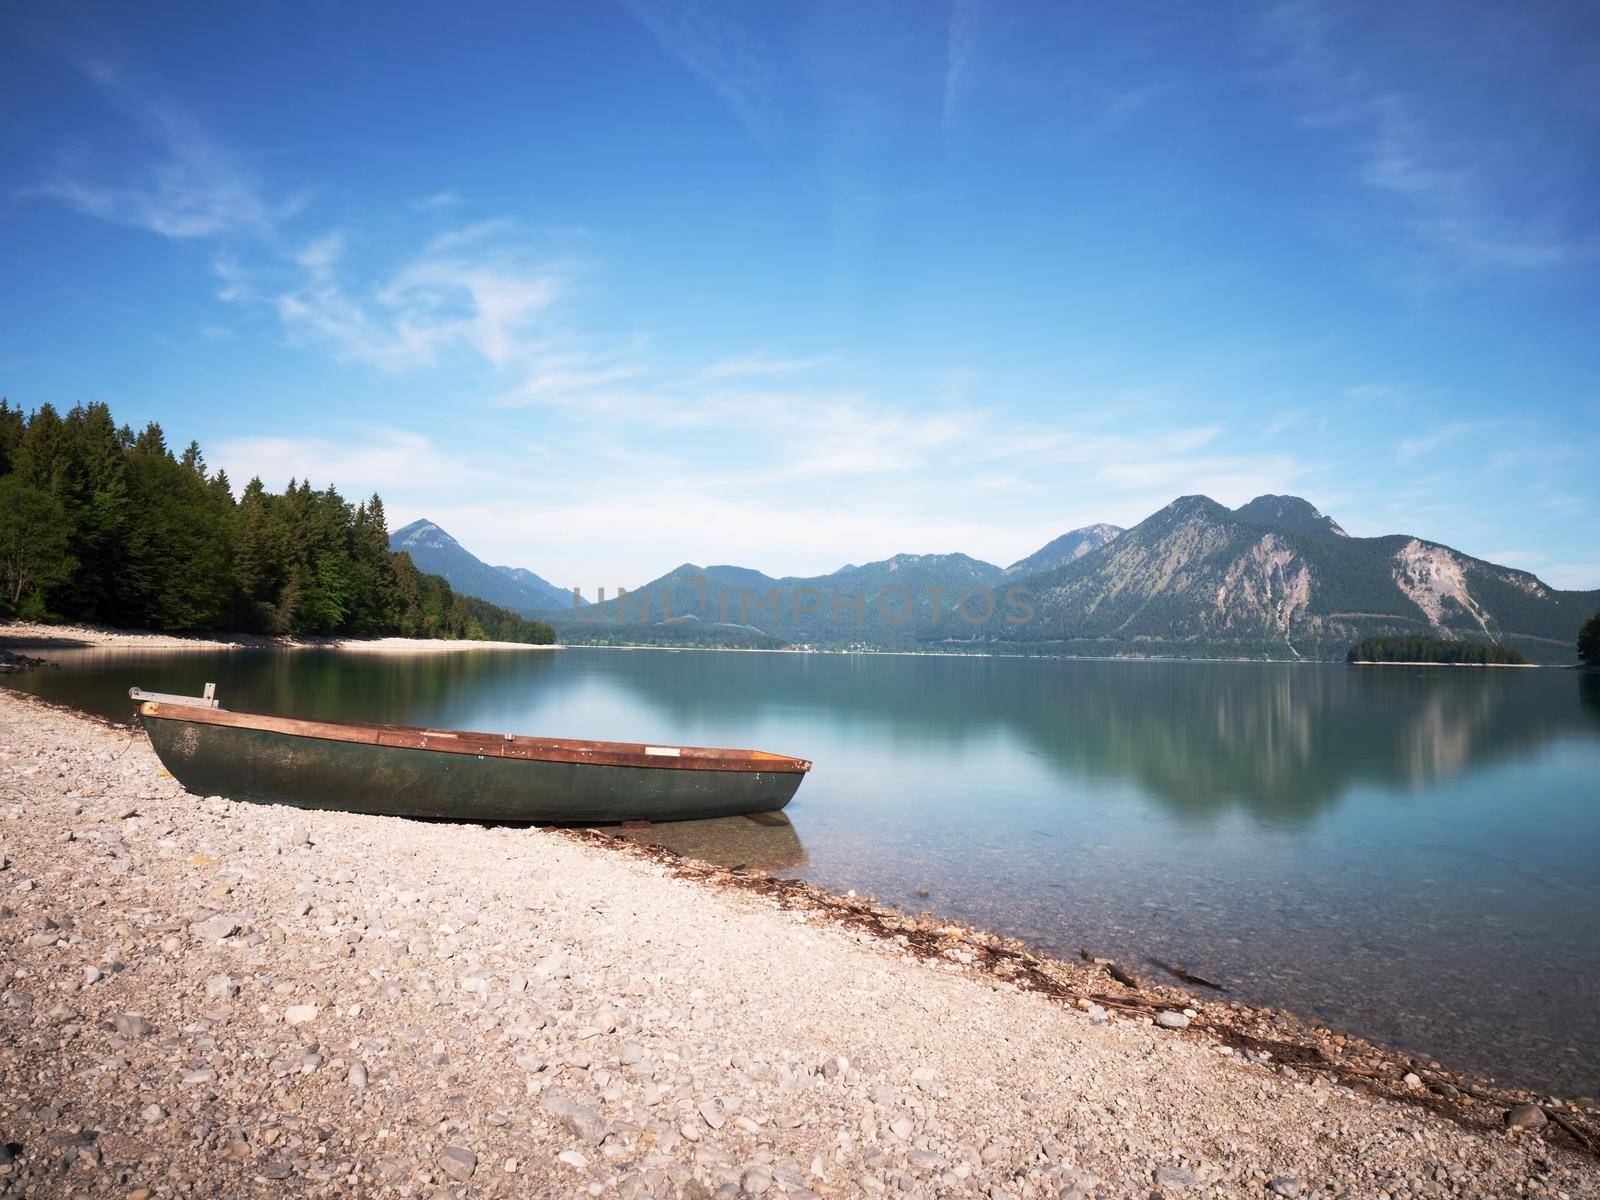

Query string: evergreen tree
[1579,609,1600,667]
[117,425,233,629]
[0,476,75,615]
[15,402,68,490]
[347,495,399,635]
[52,403,131,621]
[0,400,24,476]
[232,477,289,632]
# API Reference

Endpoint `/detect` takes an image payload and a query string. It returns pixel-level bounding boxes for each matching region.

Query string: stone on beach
[438,1144,477,1181]
[191,913,241,941]
[542,1092,607,1144]
[1154,1163,1198,1188]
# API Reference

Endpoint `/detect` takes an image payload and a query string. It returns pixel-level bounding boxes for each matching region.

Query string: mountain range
[391,519,574,616]
[390,499,1599,662]
[1004,523,1123,576]
[1020,495,1595,661]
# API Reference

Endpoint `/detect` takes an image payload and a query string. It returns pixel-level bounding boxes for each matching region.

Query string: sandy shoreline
[0,619,561,656]
[0,688,1595,1198]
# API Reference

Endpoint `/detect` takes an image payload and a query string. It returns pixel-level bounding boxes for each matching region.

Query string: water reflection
[1581,670,1600,722]
[612,813,810,873]
[6,648,1595,826]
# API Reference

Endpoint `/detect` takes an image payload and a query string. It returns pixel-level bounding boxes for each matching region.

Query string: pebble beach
[0,621,558,656]
[1,685,1596,1199]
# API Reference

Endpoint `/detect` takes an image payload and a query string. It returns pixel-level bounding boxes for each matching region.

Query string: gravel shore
[1,688,1594,1199]
[0,620,558,655]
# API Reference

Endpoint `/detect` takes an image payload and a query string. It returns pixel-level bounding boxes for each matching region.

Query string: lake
[7,645,1599,1097]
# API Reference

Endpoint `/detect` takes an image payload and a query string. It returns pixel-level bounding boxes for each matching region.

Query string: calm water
[8,646,1600,1096]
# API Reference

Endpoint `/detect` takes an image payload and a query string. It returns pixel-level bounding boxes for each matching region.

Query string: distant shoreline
[557,641,1570,667]
[3,620,1571,668]
[0,620,561,656]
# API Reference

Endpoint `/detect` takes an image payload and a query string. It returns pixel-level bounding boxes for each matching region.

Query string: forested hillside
[0,400,554,643]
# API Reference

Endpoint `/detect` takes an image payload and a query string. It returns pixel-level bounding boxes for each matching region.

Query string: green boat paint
[133,686,809,823]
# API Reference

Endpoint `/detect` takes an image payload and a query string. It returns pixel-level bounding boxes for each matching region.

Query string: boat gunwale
[137,701,812,774]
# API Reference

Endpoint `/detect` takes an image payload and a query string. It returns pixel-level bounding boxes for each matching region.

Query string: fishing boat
[131,686,811,822]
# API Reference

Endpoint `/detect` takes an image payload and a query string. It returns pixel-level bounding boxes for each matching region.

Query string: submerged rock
[1505,1103,1548,1131]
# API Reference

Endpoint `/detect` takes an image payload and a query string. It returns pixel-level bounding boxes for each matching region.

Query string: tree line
[1346,635,1527,665]
[0,400,554,643]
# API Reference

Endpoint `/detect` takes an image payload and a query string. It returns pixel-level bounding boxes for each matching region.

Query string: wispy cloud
[1540,494,1587,516]
[495,354,648,407]
[410,189,462,212]
[276,224,561,373]
[213,427,464,494]
[1343,382,1408,404]
[1263,408,1310,438]
[1395,420,1499,464]
[211,252,251,302]
[698,352,829,380]
[621,0,784,157]
[1258,1,1596,273]
[942,0,985,144]
[34,58,290,240]
[1361,94,1595,269]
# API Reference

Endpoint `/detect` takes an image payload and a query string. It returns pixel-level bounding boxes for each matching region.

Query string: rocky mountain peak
[1232,495,1348,538]
[392,518,458,550]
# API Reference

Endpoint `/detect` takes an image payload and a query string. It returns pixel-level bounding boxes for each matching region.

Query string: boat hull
[140,714,805,823]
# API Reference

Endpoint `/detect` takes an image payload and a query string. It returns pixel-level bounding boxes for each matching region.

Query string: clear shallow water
[7,645,1600,1096]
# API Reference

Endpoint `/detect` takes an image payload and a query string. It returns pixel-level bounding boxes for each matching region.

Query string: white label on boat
[644,746,682,757]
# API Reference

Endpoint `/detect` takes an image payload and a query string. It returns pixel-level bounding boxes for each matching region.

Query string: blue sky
[3,1,1598,590]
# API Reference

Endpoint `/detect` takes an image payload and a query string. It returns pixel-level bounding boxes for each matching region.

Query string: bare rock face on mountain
[1017,495,1598,661]
[1213,532,1313,650]
[1391,539,1495,634]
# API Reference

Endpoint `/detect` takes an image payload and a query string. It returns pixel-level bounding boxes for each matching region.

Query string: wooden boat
[131,686,811,822]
